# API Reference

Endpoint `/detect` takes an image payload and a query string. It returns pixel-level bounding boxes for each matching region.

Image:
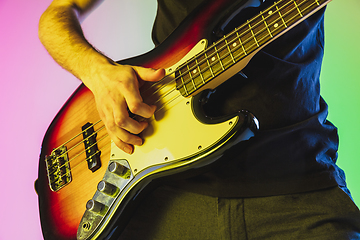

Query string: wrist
[79,49,116,91]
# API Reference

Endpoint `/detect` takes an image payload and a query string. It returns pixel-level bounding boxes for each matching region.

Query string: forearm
[38,1,165,154]
[38,3,111,87]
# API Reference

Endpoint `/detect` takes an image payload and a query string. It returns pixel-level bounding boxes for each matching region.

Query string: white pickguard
[110,39,239,176]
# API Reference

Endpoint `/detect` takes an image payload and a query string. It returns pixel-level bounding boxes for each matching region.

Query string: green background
[321,0,360,205]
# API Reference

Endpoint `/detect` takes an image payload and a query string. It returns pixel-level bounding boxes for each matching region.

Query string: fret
[236,24,258,55]
[205,46,224,76]
[189,59,206,90]
[235,30,247,56]
[187,58,207,92]
[296,0,317,16]
[196,53,213,83]
[215,38,235,70]
[225,30,247,62]
[262,6,281,38]
[273,4,288,28]
[314,0,320,5]
[261,11,273,38]
[263,5,286,37]
[178,69,189,96]
[248,14,271,46]
[195,58,206,85]
[204,52,215,78]
[176,60,197,95]
[247,20,260,47]
[224,36,236,63]
[278,0,303,30]
[292,0,303,17]
[186,64,197,91]
[278,0,297,24]
[214,45,225,70]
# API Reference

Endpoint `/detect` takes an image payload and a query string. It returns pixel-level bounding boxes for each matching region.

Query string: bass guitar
[36,0,331,239]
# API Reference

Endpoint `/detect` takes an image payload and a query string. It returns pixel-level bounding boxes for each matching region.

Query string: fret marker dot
[232,42,237,47]
[193,69,197,74]
[268,10,273,15]
[211,57,216,62]
[274,23,279,28]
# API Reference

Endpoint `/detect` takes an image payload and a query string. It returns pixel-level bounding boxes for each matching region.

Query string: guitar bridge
[45,146,72,192]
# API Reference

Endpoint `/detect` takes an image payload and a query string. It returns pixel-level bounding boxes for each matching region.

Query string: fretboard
[175,0,331,97]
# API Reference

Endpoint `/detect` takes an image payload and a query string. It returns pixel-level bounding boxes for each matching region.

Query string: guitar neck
[175,0,331,97]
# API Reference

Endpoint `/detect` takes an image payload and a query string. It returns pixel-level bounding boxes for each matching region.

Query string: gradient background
[0,0,358,239]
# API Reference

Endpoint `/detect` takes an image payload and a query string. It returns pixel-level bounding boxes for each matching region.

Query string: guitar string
[173,0,316,92]
[65,133,110,173]
[49,90,180,180]
[144,0,313,98]
[48,92,183,180]
[144,0,315,111]
[48,134,111,184]
[47,0,313,174]
[48,119,103,154]
[47,0,318,181]
[47,124,107,176]
[136,0,299,94]
[138,0,292,106]
[144,0,320,111]
[48,0,312,165]
[50,89,182,177]
[50,0,319,182]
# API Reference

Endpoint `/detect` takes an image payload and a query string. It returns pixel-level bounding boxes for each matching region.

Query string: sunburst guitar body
[36,0,331,239]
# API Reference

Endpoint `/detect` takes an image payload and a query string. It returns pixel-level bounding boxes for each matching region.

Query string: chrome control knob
[97,180,119,197]
[86,199,107,215]
[108,161,130,178]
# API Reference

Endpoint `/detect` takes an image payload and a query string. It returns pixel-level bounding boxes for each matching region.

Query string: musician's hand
[84,61,165,154]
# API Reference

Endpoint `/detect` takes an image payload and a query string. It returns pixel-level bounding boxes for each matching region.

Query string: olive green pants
[118,186,360,240]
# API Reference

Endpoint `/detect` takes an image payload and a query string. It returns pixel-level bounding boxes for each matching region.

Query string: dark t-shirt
[152,0,346,197]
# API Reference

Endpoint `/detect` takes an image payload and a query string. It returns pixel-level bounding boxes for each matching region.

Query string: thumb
[133,66,165,82]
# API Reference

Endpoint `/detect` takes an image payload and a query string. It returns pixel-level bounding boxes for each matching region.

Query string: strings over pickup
[82,122,102,172]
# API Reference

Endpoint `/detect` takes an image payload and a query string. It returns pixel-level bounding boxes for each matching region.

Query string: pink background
[0,0,359,239]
